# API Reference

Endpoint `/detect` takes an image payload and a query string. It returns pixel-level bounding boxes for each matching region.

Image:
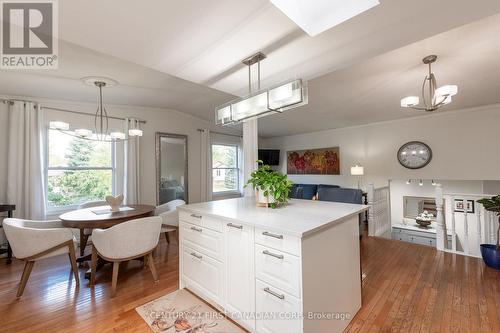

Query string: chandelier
[401,55,458,112]
[49,77,143,141]
[215,52,308,125]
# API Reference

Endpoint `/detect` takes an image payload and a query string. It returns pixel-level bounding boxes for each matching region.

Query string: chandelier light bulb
[401,96,419,108]
[435,85,458,97]
[110,132,126,140]
[419,179,424,186]
[74,128,92,138]
[49,121,70,131]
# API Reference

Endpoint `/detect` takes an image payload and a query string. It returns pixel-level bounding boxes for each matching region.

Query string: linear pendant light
[215,52,308,126]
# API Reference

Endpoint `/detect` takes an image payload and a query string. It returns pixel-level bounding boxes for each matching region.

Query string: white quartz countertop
[178,197,369,238]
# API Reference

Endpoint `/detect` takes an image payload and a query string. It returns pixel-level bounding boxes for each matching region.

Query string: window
[46,129,115,211]
[212,144,239,194]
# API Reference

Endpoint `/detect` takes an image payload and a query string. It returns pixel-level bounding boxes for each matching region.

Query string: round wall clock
[397,141,432,169]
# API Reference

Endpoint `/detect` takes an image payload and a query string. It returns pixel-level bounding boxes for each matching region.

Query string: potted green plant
[245,160,293,208]
[477,195,500,269]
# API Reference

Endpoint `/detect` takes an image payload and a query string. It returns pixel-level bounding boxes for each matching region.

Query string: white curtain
[123,118,140,205]
[7,101,46,219]
[243,119,258,197]
[200,129,212,202]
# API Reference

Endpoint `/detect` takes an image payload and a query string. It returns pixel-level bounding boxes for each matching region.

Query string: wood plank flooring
[0,235,498,332]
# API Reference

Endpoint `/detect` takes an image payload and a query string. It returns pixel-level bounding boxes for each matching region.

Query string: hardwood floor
[0,235,498,332]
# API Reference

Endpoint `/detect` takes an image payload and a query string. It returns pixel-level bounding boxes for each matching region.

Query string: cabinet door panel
[182,245,223,304]
[224,222,255,331]
[255,279,302,333]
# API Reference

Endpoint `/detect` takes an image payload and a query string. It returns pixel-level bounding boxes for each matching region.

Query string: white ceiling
[257,12,500,137]
[1,0,500,137]
[58,0,500,96]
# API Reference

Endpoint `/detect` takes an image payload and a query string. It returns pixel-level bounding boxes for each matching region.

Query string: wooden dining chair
[3,218,79,297]
[90,216,162,297]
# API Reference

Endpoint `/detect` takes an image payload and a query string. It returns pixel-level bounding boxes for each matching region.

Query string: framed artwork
[287,147,340,175]
[453,199,475,213]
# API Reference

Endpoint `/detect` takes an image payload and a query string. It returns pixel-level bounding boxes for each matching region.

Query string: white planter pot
[257,189,276,205]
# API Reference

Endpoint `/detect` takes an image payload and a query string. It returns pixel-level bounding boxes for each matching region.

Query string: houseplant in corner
[245,160,293,208]
[477,195,500,269]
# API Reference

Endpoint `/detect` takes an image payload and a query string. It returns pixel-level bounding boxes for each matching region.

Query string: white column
[435,184,446,251]
[243,119,258,197]
[367,183,375,236]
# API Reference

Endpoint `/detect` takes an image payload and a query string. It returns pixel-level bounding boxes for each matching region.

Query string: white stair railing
[367,184,391,237]
[435,186,496,258]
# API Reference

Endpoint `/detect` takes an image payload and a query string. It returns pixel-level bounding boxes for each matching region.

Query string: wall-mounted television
[258,149,280,166]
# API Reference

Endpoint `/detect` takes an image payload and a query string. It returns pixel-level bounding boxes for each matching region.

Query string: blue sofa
[289,184,340,200]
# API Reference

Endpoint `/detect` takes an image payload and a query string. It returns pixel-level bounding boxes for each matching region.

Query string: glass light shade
[270,0,380,37]
[74,128,92,138]
[350,165,364,176]
[129,129,143,137]
[231,92,268,121]
[268,79,303,111]
[401,96,419,107]
[435,85,458,97]
[110,132,126,140]
[215,105,232,125]
[49,121,70,131]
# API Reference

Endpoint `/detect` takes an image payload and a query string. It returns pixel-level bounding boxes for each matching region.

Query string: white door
[224,222,255,331]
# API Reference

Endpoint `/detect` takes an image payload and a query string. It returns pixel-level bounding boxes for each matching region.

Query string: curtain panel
[7,101,46,219]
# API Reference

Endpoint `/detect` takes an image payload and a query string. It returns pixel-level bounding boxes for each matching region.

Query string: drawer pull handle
[263,287,285,300]
[190,214,202,219]
[263,250,284,259]
[190,226,202,232]
[262,231,283,239]
[190,252,202,260]
[227,223,243,229]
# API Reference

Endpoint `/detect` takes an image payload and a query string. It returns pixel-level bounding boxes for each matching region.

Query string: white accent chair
[3,218,79,297]
[155,199,185,245]
[90,216,162,297]
[77,201,108,257]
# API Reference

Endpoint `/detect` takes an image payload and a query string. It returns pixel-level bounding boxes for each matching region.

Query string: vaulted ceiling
[1,0,500,137]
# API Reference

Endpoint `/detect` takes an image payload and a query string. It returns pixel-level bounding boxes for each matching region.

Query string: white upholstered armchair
[3,218,79,297]
[155,199,185,245]
[90,216,162,297]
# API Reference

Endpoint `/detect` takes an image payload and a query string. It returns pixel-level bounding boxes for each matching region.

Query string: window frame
[44,127,116,214]
[211,143,240,196]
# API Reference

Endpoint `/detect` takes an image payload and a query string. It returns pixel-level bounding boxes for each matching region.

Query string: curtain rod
[2,99,146,124]
[197,128,242,138]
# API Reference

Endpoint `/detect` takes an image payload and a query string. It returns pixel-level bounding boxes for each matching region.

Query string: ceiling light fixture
[50,77,143,142]
[401,55,458,112]
[270,0,380,37]
[215,52,308,125]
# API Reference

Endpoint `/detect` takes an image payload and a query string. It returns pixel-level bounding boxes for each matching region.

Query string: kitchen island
[178,197,369,333]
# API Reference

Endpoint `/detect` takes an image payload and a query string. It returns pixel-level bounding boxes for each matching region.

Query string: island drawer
[255,279,302,333]
[181,221,224,261]
[181,245,224,304]
[255,244,301,298]
[179,210,222,232]
[255,227,301,256]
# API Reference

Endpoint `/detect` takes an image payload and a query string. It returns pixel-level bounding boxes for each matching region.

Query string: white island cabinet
[178,197,369,333]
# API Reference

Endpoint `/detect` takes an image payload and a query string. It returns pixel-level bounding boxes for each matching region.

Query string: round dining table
[60,204,156,278]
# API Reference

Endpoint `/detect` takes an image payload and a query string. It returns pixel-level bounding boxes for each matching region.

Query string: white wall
[260,104,500,188]
[0,95,241,208]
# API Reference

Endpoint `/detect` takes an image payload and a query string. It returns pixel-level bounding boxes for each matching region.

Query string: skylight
[270,0,380,37]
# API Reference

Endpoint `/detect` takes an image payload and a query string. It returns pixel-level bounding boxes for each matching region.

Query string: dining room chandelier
[400,55,458,112]
[215,52,308,125]
[49,77,143,142]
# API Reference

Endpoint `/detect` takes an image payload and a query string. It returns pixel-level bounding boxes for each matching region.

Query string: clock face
[397,141,432,169]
